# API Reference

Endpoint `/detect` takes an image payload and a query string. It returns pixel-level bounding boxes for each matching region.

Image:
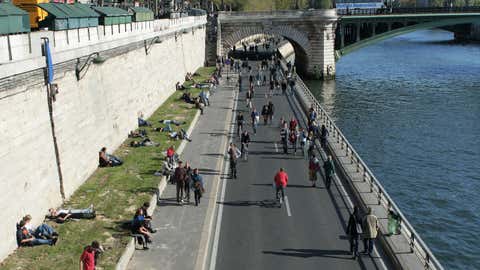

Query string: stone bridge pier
[213,10,338,80]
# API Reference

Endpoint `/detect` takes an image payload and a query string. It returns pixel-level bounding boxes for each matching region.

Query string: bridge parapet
[281,59,444,270]
[219,9,337,22]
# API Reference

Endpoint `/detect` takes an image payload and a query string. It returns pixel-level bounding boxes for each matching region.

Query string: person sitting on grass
[16,220,57,247]
[47,205,95,223]
[166,145,176,165]
[181,92,194,104]
[138,115,152,127]
[99,147,123,167]
[185,72,194,81]
[132,208,152,248]
[194,97,205,115]
[22,214,58,240]
[80,240,104,270]
[176,81,186,90]
[140,202,156,233]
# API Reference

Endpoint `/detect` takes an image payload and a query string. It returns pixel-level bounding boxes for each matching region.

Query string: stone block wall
[0,26,205,262]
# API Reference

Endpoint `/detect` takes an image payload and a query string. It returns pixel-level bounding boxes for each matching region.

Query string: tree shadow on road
[252,183,325,189]
[217,199,279,208]
[262,248,352,259]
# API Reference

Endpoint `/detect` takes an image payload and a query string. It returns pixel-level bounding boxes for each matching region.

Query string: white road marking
[284,196,292,217]
[274,143,278,152]
[209,90,238,270]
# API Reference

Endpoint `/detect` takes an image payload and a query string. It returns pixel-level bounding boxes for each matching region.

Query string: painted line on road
[208,90,239,270]
[274,143,278,152]
[284,196,292,217]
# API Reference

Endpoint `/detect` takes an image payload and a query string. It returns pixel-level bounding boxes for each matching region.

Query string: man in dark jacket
[323,155,335,189]
[347,206,361,259]
[174,161,187,204]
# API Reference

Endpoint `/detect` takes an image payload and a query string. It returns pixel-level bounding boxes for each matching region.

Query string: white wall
[0,25,205,262]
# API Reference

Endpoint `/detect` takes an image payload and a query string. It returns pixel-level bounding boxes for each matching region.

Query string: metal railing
[339,6,480,15]
[280,61,444,270]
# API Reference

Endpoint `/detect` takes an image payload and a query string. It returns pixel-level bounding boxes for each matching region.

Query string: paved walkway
[127,75,237,270]
[212,63,391,270]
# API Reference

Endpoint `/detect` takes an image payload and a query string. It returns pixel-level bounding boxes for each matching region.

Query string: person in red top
[166,145,175,164]
[274,168,288,204]
[80,241,103,270]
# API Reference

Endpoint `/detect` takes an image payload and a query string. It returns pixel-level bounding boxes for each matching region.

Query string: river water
[305,30,480,270]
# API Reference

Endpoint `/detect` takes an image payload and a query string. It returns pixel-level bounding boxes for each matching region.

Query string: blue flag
[45,40,54,83]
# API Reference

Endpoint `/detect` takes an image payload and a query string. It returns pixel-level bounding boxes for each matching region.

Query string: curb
[115,109,202,270]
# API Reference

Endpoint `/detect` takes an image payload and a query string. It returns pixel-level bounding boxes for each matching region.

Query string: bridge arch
[221,25,312,75]
[337,16,480,58]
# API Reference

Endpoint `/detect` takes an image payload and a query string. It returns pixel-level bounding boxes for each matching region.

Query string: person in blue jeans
[22,214,58,239]
[16,220,56,247]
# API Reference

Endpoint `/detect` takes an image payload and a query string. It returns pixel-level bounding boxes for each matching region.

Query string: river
[305,29,480,270]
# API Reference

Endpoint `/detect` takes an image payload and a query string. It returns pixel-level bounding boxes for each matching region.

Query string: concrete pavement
[212,64,391,270]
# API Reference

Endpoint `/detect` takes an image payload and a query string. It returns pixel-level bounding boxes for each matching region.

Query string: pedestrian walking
[191,168,205,206]
[309,154,320,187]
[267,101,275,124]
[228,143,241,179]
[261,105,269,125]
[289,129,298,154]
[280,127,288,154]
[183,162,192,203]
[281,79,287,95]
[240,130,251,160]
[246,90,253,109]
[320,124,329,150]
[174,161,187,204]
[238,76,242,92]
[80,240,103,270]
[308,107,317,125]
[236,112,245,136]
[323,155,335,189]
[347,206,362,259]
[362,207,379,256]
[251,108,259,134]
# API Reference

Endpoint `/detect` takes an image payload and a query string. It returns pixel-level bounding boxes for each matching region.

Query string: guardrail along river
[306,29,480,270]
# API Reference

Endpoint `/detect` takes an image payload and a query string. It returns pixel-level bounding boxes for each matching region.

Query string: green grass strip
[1,66,216,270]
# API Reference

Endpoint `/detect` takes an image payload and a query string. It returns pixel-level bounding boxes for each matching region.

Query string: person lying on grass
[47,205,96,223]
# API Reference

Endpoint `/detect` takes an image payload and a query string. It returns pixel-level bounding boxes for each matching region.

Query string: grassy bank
[0,66,216,270]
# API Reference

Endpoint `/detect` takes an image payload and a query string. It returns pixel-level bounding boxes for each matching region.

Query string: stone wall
[0,25,205,262]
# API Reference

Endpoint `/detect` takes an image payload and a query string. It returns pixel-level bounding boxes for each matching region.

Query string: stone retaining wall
[0,25,205,262]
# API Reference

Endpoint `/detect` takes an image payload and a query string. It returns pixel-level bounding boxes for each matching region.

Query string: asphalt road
[213,63,388,270]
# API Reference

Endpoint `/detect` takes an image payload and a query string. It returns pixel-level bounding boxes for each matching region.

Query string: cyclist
[240,130,251,160]
[236,112,245,136]
[323,155,335,189]
[274,168,288,206]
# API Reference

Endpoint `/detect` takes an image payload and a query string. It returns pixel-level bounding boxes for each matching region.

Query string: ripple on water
[306,29,480,269]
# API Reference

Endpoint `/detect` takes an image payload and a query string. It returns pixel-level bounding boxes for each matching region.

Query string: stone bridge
[208,8,480,80]
[214,10,338,79]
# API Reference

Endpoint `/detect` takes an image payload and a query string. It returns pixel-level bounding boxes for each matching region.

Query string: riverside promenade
[127,73,238,269]
[127,62,392,270]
